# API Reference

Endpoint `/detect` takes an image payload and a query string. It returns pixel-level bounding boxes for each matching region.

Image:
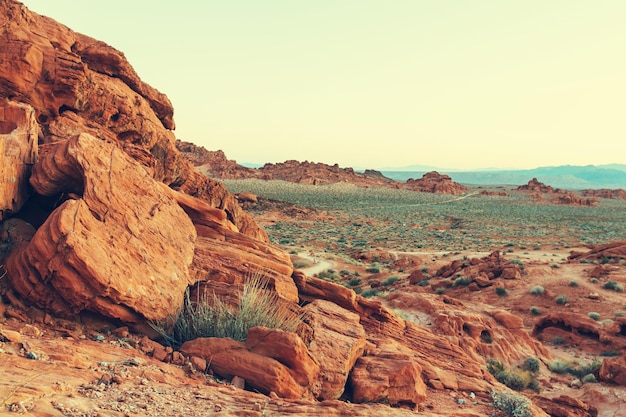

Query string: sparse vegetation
[604,280,624,292]
[381,276,400,286]
[152,273,302,347]
[495,287,507,297]
[569,280,578,287]
[523,357,540,373]
[555,294,569,305]
[587,312,601,321]
[453,276,471,287]
[529,285,544,295]
[548,359,600,379]
[361,288,380,298]
[490,390,532,417]
[486,359,538,392]
[418,278,430,287]
[529,306,542,316]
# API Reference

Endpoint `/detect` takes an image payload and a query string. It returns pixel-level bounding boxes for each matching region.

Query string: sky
[20,1,626,170]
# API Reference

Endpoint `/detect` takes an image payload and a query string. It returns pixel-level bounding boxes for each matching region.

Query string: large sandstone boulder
[301,299,367,400]
[349,338,427,406]
[5,134,196,322]
[0,100,38,222]
[179,328,318,399]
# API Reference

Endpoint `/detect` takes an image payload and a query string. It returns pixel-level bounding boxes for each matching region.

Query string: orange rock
[405,171,468,195]
[245,326,320,389]
[6,134,196,322]
[179,337,309,399]
[349,338,427,406]
[0,100,38,222]
[302,299,367,400]
[599,355,626,385]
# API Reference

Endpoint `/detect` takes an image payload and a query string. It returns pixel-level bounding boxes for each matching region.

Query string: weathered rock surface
[405,171,468,194]
[433,250,522,287]
[534,395,598,417]
[5,134,196,322]
[301,299,367,400]
[599,355,626,386]
[349,338,427,406]
[517,178,558,193]
[568,241,626,263]
[582,188,626,200]
[179,334,312,399]
[0,100,38,221]
[0,0,265,240]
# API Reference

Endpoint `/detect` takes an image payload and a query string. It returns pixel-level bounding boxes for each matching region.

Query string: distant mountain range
[380,164,626,190]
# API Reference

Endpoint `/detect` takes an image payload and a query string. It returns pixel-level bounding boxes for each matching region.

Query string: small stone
[93,334,105,342]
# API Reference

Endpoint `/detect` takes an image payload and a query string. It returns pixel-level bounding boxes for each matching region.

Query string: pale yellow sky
[21,1,626,170]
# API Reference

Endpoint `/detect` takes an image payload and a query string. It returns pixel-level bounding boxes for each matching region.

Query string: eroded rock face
[599,355,626,385]
[179,331,316,399]
[405,171,467,194]
[0,101,38,221]
[5,134,196,322]
[568,241,626,263]
[349,338,427,406]
[0,0,265,240]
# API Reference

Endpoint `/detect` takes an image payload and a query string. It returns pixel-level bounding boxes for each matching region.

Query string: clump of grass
[530,306,542,316]
[317,269,341,282]
[555,294,569,305]
[152,273,301,347]
[495,287,508,297]
[569,280,578,287]
[361,288,380,298]
[491,390,532,417]
[587,312,601,321]
[381,276,400,286]
[486,359,537,392]
[548,359,601,379]
[417,278,430,287]
[510,259,524,270]
[552,336,566,345]
[523,357,540,373]
[292,258,313,269]
[604,280,624,292]
[529,285,544,296]
[347,277,362,287]
[453,276,471,287]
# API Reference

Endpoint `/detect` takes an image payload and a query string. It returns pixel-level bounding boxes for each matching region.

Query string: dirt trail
[296,252,336,276]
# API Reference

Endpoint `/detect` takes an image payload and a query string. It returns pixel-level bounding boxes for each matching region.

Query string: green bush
[495,287,508,297]
[152,273,302,347]
[317,269,341,282]
[529,285,544,295]
[587,312,601,321]
[381,276,400,286]
[523,357,540,373]
[417,279,430,287]
[453,276,471,287]
[490,390,532,417]
[548,360,569,374]
[510,259,524,270]
[604,280,624,292]
[569,280,578,287]
[530,306,542,316]
[347,277,362,287]
[486,359,535,392]
[555,294,569,305]
[361,288,380,298]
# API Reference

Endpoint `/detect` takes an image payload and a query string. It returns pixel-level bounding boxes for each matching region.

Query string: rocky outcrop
[433,251,522,289]
[0,101,38,222]
[0,0,265,240]
[176,142,257,179]
[5,134,196,322]
[554,191,597,206]
[405,171,467,195]
[598,355,626,385]
[517,178,558,193]
[568,241,626,263]
[581,188,626,200]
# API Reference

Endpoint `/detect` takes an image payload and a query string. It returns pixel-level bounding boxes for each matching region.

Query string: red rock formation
[5,134,197,322]
[405,171,468,194]
[568,241,626,263]
[599,355,626,385]
[582,188,626,200]
[517,178,558,193]
[0,101,38,221]
[554,191,598,206]
[433,251,522,287]
[176,142,257,179]
[0,0,264,240]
